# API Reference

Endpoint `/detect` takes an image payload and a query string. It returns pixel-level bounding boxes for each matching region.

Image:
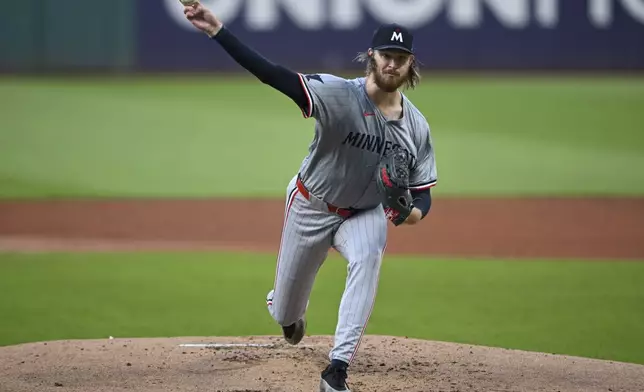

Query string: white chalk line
[179,343,277,348]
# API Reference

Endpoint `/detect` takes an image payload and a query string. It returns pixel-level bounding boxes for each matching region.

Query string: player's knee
[271,304,301,326]
[349,252,383,273]
[365,250,384,264]
[274,312,300,327]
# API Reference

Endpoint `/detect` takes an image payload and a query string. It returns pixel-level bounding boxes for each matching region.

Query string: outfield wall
[1,0,644,72]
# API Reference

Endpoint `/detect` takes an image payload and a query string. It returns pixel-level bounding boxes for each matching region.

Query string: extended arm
[183,3,307,111]
[211,27,307,110]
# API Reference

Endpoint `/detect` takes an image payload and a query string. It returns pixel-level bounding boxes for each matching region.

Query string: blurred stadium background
[1,0,644,370]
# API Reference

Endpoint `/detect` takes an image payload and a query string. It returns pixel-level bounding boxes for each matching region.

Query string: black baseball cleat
[319,362,351,392]
[281,316,306,345]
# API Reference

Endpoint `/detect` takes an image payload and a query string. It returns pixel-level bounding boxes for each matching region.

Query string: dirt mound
[1,335,643,392]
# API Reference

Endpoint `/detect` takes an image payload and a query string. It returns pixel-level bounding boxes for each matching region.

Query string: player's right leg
[266,175,341,343]
[319,205,388,392]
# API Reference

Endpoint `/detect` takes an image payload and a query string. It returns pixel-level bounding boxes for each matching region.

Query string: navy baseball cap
[370,23,414,54]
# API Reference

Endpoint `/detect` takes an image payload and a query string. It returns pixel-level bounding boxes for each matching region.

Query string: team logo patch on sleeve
[305,74,324,83]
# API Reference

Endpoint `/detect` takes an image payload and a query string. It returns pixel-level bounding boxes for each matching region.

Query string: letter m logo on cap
[391,31,403,42]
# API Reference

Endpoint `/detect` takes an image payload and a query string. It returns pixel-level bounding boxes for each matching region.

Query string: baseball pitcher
[182,2,438,391]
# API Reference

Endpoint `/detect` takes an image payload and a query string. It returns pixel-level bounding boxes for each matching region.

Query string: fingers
[183,4,202,19]
[183,3,201,10]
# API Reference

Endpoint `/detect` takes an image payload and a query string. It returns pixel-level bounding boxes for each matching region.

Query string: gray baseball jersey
[266,72,438,367]
[296,73,438,209]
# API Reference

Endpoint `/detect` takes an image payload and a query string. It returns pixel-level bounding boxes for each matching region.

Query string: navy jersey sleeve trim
[410,188,432,219]
[211,26,308,114]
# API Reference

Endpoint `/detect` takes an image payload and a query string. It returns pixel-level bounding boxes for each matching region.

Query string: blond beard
[373,69,406,93]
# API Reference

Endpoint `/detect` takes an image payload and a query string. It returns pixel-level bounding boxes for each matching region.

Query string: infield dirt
[1,197,643,259]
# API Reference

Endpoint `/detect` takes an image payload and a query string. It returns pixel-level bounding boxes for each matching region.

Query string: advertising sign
[137,0,644,71]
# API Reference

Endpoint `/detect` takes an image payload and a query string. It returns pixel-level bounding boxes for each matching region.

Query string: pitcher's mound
[1,335,643,392]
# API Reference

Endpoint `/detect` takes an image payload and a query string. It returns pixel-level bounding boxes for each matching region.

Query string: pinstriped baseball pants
[267,175,388,365]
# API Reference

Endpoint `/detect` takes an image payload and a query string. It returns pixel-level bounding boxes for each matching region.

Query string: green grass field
[1,75,643,198]
[1,252,643,364]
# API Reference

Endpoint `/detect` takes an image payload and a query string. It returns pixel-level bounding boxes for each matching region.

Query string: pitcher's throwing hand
[183,2,222,37]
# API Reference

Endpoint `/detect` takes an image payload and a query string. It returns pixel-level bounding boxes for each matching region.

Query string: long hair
[353,50,421,90]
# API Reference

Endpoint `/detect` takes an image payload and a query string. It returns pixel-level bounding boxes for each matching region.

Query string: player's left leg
[267,175,343,346]
[319,205,388,391]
